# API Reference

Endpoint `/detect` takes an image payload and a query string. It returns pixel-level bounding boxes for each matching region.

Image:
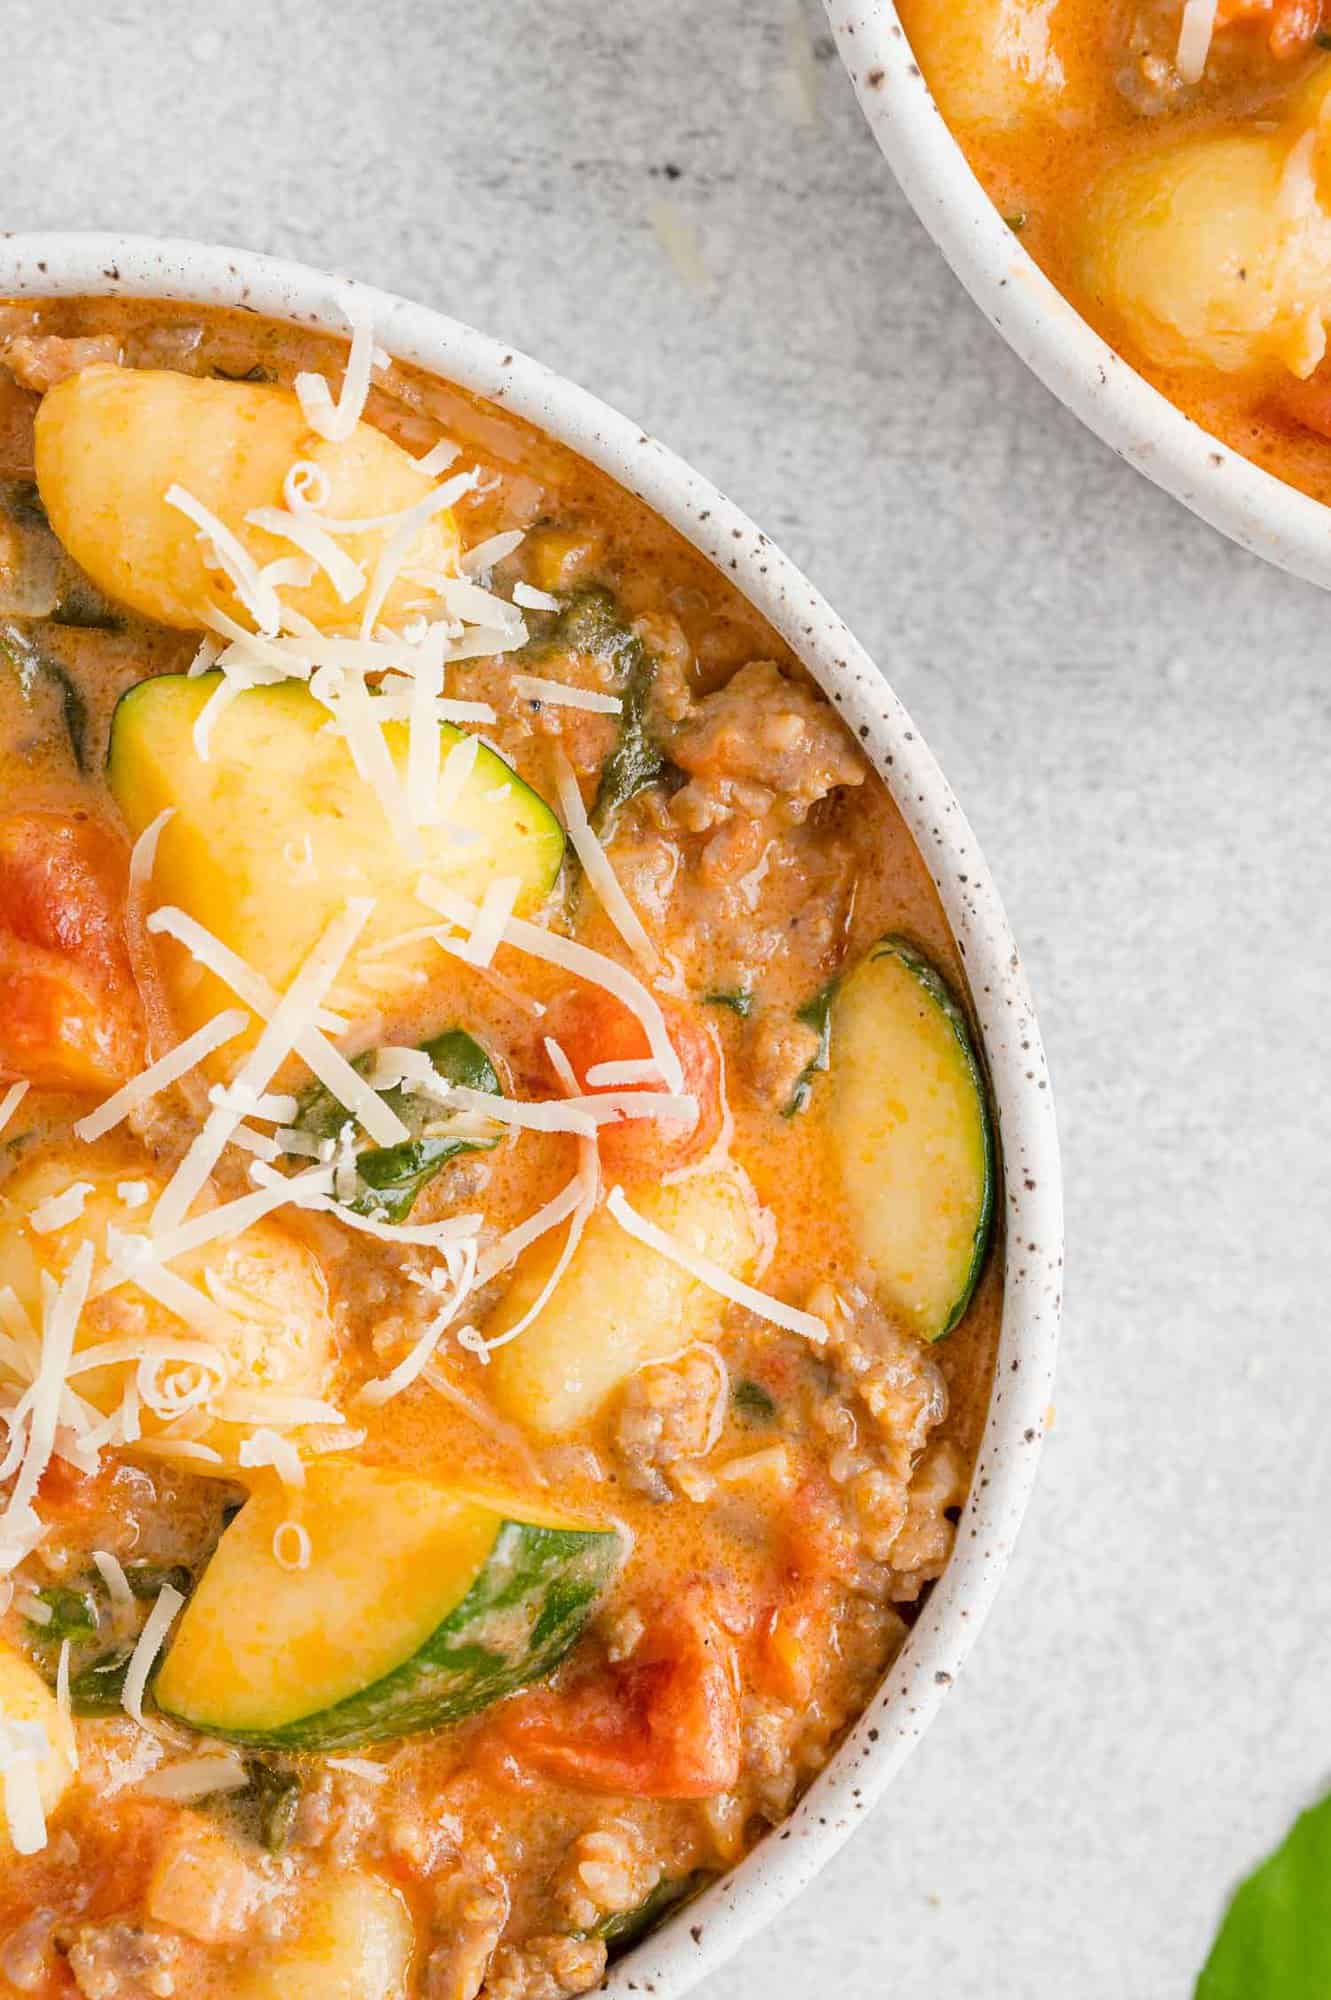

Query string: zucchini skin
[873,936,995,1338]
[594,1871,716,1951]
[159,1521,621,1753]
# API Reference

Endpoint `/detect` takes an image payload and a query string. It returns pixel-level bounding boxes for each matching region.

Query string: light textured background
[6,3,1330,1994]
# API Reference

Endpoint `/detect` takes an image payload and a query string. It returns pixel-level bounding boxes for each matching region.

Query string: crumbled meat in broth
[65,1923,179,2000]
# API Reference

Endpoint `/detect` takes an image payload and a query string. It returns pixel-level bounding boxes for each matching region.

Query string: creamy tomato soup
[0,298,1000,2000]
[898,0,1331,505]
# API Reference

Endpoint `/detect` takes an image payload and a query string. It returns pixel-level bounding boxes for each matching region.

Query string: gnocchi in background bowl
[0,235,1059,2000]
[827,0,1331,587]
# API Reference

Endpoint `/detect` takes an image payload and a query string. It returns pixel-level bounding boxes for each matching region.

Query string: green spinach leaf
[0,621,88,767]
[783,979,838,1118]
[704,989,754,1018]
[524,588,674,833]
[290,1027,502,1222]
[68,1647,135,1717]
[215,1760,303,1854]
[732,1378,777,1423]
[26,1585,98,1646]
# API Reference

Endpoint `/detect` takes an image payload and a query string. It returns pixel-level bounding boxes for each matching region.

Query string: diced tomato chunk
[543,988,723,1178]
[498,1597,741,1799]
[750,1478,846,1707]
[0,812,142,1091]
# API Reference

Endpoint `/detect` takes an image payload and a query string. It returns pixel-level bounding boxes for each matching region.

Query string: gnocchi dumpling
[487,1168,759,1430]
[33,365,460,634]
[0,1646,77,1851]
[227,1872,414,2000]
[899,0,1070,134]
[1081,119,1331,376]
[0,1146,334,1454]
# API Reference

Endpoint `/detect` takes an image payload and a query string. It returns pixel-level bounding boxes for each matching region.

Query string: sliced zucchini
[827,937,994,1340]
[35,365,457,634]
[289,1027,503,1221]
[107,675,564,1043]
[487,1170,757,1432]
[153,1465,622,1751]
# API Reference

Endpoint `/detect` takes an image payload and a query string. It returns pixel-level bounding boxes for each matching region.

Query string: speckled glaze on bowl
[828,0,1331,592]
[0,233,1062,1997]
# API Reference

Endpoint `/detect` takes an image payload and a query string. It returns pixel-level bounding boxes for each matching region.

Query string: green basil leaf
[1196,1791,1331,1998]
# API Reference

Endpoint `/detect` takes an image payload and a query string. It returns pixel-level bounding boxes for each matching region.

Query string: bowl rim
[0,231,1062,1997]
[825,0,1331,593]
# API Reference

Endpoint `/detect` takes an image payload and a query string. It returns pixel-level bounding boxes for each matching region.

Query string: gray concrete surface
[6,2,1330,1993]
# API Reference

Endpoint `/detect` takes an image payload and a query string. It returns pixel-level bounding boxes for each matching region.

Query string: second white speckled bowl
[0,232,1062,1997]
[827,0,1331,591]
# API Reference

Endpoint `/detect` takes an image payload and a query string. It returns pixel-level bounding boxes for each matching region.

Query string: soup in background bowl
[0,236,1060,2000]
[828,0,1331,587]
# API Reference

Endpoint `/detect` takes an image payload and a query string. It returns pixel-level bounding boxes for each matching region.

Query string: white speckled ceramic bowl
[827,0,1331,591]
[0,233,1062,1997]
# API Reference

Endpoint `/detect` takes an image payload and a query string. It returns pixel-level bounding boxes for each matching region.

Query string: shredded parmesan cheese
[165,485,282,635]
[55,1642,73,1763]
[151,899,379,1236]
[0,1244,94,1559]
[512,582,561,613]
[294,305,376,443]
[405,624,448,827]
[245,504,367,603]
[92,1550,135,1628]
[138,1753,250,1801]
[325,1755,389,1782]
[0,1083,29,1142]
[358,1238,478,1404]
[605,1186,828,1342]
[122,1583,185,1725]
[554,752,656,968]
[511,674,621,714]
[1175,0,1218,81]
[75,1009,249,1144]
[416,439,461,478]
[358,470,479,637]
[478,1149,599,1355]
[460,529,523,574]
[272,1521,311,1571]
[584,1058,663,1088]
[238,1428,306,1488]
[28,1182,95,1235]
[459,875,522,969]
[0,1720,50,1854]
